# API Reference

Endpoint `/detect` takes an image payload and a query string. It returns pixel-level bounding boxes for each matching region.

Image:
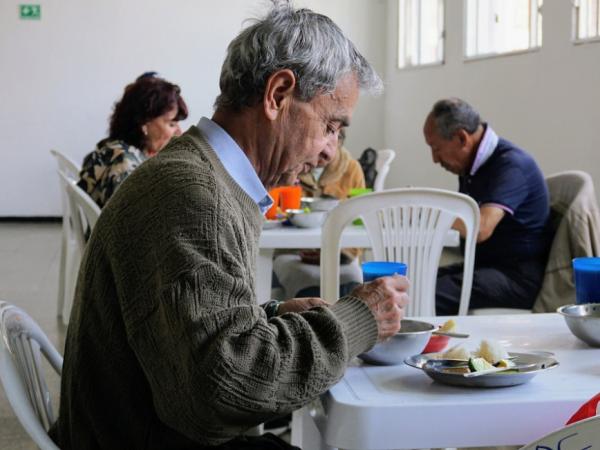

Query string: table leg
[256,248,275,305]
[291,407,335,450]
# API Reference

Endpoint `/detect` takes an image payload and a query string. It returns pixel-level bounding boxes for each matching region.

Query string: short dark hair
[430,98,481,139]
[108,73,188,150]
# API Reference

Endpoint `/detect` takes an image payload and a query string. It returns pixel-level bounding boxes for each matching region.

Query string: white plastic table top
[256,225,459,303]
[293,313,600,450]
[260,224,460,249]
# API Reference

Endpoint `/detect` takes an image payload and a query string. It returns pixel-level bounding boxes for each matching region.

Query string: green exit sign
[19,4,41,20]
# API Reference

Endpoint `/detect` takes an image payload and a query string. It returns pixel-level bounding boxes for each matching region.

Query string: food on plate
[496,358,515,368]
[443,344,471,361]
[474,339,510,365]
[438,319,456,333]
[468,357,494,372]
[443,366,470,374]
[438,340,517,375]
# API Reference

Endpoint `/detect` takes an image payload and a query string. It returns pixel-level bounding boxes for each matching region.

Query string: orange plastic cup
[279,185,302,212]
[266,188,281,220]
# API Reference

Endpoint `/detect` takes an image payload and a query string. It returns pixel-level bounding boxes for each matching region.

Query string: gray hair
[430,98,482,139]
[214,1,382,111]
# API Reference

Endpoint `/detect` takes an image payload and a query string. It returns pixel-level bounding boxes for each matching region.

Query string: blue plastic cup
[572,257,600,304]
[362,261,407,282]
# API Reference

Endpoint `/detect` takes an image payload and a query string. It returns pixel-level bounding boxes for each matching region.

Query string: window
[574,0,600,41]
[398,0,445,69]
[465,0,543,59]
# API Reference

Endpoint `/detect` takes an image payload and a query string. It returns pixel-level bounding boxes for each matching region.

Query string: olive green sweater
[51,126,378,449]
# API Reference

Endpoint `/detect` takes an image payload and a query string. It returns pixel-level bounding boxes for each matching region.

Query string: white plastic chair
[50,150,81,323]
[50,149,79,179]
[320,188,480,316]
[519,415,600,449]
[0,301,62,449]
[57,171,100,324]
[373,149,396,192]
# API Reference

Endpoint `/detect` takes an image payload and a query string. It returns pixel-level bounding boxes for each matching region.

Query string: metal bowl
[311,197,340,212]
[358,319,437,365]
[301,196,340,212]
[286,209,326,228]
[557,303,600,347]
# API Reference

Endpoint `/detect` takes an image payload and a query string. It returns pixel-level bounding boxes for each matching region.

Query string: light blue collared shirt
[197,117,273,214]
[469,124,499,176]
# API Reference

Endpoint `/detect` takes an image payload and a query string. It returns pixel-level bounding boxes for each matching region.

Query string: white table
[256,225,459,304]
[291,313,600,450]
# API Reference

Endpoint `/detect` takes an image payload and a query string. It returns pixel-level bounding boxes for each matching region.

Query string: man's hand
[277,297,328,315]
[350,275,409,342]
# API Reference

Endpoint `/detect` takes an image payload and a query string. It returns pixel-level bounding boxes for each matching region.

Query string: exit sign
[19,4,41,20]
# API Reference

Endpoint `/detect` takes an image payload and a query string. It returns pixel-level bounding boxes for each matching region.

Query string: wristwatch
[263,300,283,318]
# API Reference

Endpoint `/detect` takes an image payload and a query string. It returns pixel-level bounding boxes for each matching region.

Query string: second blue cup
[362,261,407,282]
[573,257,600,304]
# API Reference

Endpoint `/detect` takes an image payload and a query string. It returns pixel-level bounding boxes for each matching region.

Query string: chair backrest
[373,149,396,192]
[0,302,62,449]
[51,150,82,322]
[533,170,600,312]
[519,415,600,449]
[321,188,480,316]
[50,149,80,180]
[51,149,81,242]
[58,171,101,250]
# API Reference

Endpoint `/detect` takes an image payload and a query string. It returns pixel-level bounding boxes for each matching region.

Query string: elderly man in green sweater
[51,3,409,450]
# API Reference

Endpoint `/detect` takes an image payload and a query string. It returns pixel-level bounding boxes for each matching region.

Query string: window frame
[572,0,600,45]
[463,0,543,62]
[397,0,446,70]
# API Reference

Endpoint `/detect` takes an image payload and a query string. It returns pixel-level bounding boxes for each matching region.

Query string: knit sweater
[50,126,378,449]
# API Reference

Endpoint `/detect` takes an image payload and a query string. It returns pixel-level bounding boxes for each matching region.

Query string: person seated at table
[78,72,188,208]
[50,3,409,449]
[423,97,551,315]
[272,129,366,299]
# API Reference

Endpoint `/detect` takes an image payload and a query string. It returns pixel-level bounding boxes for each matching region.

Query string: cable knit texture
[50,126,378,449]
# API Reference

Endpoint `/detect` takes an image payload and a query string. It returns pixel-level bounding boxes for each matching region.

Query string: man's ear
[263,69,296,121]
[456,129,469,148]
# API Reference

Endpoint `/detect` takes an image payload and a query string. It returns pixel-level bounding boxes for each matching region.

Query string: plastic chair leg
[56,230,67,319]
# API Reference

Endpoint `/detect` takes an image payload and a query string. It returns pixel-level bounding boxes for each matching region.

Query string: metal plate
[404,352,559,388]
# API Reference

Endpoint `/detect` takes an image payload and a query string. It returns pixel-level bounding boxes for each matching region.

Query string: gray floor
[0,222,66,449]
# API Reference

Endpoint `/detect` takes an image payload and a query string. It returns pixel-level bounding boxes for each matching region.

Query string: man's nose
[174,124,182,136]
[320,137,337,165]
[432,152,439,164]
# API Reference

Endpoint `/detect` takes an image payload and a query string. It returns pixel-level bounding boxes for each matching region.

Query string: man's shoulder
[493,138,540,170]
[496,137,532,158]
[139,127,218,182]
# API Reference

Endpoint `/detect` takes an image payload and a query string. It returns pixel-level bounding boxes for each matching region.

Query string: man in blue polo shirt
[423,98,551,315]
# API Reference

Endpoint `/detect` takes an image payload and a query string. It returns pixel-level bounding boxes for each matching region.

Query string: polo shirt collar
[469,124,499,176]
[197,117,273,214]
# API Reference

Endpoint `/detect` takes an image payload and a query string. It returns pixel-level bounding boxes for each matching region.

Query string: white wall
[382,1,600,191]
[0,0,386,216]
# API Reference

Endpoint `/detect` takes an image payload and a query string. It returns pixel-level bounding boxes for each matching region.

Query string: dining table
[290,312,600,450]
[256,224,460,304]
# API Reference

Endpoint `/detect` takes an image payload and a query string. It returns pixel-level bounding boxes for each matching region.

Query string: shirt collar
[469,124,499,176]
[197,117,273,214]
